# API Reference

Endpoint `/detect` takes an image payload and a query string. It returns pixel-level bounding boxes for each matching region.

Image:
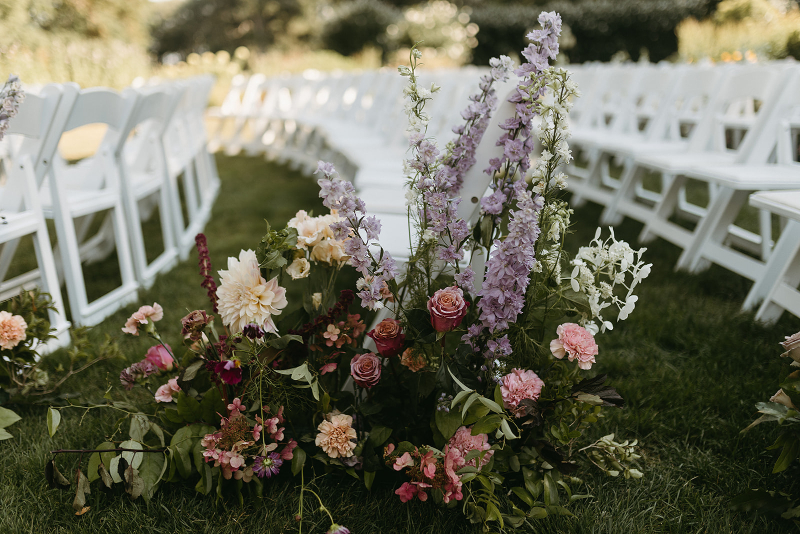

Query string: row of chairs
[0,75,220,348]
[565,61,800,325]
[209,61,800,325]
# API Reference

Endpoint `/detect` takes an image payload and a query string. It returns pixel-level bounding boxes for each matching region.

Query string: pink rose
[145,344,173,371]
[350,352,382,388]
[549,323,598,370]
[0,311,27,351]
[122,303,163,335]
[500,368,544,413]
[367,318,405,357]
[427,286,469,332]
[154,378,181,403]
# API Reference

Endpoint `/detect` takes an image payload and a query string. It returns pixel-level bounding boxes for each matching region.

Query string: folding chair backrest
[0,84,64,213]
[622,64,681,139]
[116,86,180,165]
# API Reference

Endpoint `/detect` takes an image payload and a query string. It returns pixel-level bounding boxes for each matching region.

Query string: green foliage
[321,0,401,58]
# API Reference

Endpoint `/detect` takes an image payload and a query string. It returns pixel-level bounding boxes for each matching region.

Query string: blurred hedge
[469,0,718,64]
[320,0,402,58]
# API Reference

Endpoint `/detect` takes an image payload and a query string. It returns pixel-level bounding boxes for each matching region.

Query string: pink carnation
[500,369,544,410]
[549,322,598,370]
[448,426,493,468]
[122,303,163,335]
[145,344,173,371]
[154,378,181,403]
[0,311,27,350]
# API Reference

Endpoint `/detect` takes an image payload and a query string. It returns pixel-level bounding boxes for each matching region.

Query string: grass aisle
[1,155,799,534]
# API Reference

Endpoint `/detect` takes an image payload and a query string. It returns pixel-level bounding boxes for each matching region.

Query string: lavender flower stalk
[316,161,397,310]
[0,74,25,142]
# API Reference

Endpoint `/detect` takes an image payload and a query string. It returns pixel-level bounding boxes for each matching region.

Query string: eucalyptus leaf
[46,408,60,437]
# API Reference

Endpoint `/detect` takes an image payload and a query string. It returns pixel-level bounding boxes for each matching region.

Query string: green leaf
[150,423,165,447]
[448,366,472,393]
[176,393,202,422]
[200,389,226,426]
[477,396,504,414]
[292,447,307,476]
[471,414,503,435]
[494,384,504,408]
[511,486,533,507]
[266,334,303,350]
[462,392,479,419]
[0,428,12,440]
[120,440,143,469]
[500,419,518,440]
[87,443,115,483]
[368,425,393,447]
[544,471,559,506]
[364,470,375,491]
[435,409,463,441]
[129,414,150,442]
[451,390,472,410]
[773,435,800,473]
[180,358,205,383]
[139,452,167,502]
[170,426,195,479]
[529,507,548,519]
[195,463,213,495]
[46,408,60,437]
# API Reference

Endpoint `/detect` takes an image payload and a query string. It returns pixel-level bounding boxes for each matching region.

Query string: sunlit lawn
[1,154,799,534]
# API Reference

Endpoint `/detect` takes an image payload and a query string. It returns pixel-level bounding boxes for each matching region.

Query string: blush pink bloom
[280,439,298,461]
[419,450,436,479]
[228,398,246,416]
[448,426,494,468]
[316,414,357,458]
[145,344,173,371]
[395,482,417,503]
[393,452,414,471]
[122,303,163,335]
[500,369,545,410]
[154,378,181,403]
[350,352,382,388]
[427,286,469,332]
[0,311,27,350]
[320,362,338,375]
[367,318,405,357]
[550,323,598,370]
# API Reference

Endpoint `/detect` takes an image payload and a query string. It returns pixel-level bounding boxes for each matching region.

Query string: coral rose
[0,311,27,350]
[500,368,544,412]
[350,352,382,388]
[549,323,598,370]
[367,318,405,357]
[400,348,426,372]
[427,286,469,332]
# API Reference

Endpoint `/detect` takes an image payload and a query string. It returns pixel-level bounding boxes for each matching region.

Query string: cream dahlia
[315,413,357,458]
[216,249,288,334]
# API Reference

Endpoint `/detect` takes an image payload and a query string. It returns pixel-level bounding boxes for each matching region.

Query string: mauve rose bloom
[350,352,382,388]
[367,318,405,357]
[145,344,174,371]
[181,310,212,341]
[427,286,469,332]
[549,323,598,370]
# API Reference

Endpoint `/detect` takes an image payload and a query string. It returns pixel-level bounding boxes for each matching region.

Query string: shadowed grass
[1,155,799,533]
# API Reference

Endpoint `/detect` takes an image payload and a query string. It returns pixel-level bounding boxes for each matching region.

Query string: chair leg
[745,220,800,311]
[639,173,682,244]
[676,188,747,273]
[600,157,638,226]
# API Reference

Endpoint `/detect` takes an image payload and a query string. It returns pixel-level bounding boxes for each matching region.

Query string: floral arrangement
[0,73,24,141]
[46,12,651,530]
[734,331,800,524]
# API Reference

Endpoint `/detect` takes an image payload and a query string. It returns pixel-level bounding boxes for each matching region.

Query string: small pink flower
[549,323,598,370]
[145,344,173,371]
[323,324,340,347]
[427,286,469,332]
[448,426,493,468]
[280,439,298,461]
[228,398,246,416]
[154,378,181,403]
[252,424,263,441]
[350,352,382,388]
[395,482,417,503]
[393,452,414,471]
[414,482,431,501]
[500,369,544,412]
[420,450,436,479]
[320,362,338,375]
[384,443,396,456]
[122,303,163,335]
[0,311,27,351]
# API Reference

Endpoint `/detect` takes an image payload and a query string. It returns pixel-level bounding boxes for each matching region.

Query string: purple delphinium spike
[316,161,396,310]
[0,74,25,142]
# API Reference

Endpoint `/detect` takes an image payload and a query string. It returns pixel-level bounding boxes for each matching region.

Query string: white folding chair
[0,84,71,348]
[39,83,140,326]
[114,85,182,288]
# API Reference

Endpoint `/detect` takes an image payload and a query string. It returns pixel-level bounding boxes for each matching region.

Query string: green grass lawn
[2,154,799,534]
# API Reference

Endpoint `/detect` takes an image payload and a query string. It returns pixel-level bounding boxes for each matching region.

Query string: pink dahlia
[549,322,598,370]
[500,369,544,410]
[0,311,27,350]
[448,426,493,468]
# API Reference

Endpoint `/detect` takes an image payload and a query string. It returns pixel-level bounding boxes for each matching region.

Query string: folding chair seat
[0,84,71,349]
[37,83,140,326]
